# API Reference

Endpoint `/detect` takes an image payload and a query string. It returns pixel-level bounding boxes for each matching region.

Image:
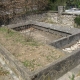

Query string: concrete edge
[30,48,80,80]
[6,21,80,35]
[50,33,80,48]
[0,44,31,80]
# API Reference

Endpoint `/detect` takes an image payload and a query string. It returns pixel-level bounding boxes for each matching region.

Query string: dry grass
[0,27,65,71]
[0,66,9,76]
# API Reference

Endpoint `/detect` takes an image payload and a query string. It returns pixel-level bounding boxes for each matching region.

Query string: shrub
[74,16,80,26]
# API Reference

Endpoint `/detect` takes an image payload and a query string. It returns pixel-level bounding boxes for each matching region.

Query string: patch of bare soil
[0,27,65,71]
[20,28,62,44]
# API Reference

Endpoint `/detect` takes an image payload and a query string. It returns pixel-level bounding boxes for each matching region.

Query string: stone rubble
[63,40,80,53]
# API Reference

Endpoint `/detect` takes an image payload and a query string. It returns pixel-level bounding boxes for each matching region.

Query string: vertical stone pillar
[58,6,64,14]
[58,6,64,24]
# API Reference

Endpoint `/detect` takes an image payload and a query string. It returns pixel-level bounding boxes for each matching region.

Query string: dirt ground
[20,28,62,44]
[0,27,65,71]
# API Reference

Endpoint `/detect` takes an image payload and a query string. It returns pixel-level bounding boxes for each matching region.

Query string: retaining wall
[0,22,80,80]
[46,12,76,27]
[10,12,76,28]
[31,48,80,80]
[51,32,80,48]
[0,37,80,80]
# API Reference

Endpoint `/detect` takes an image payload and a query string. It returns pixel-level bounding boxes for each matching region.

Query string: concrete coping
[6,21,80,35]
[1,20,80,80]
[31,47,80,75]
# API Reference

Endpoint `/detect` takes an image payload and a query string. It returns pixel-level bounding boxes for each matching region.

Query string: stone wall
[10,13,47,24]
[10,12,76,28]
[31,49,80,80]
[45,12,76,28]
[61,14,75,27]
[0,37,80,80]
[51,32,80,48]
[1,22,80,80]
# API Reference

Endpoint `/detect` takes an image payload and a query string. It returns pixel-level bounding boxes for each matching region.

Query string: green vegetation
[22,59,40,71]
[48,0,80,11]
[0,27,64,72]
[0,27,19,37]
[1,0,80,25]
[23,60,35,69]
[0,67,9,75]
[0,27,39,46]
[69,74,75,80]
[66,0,80,9]
[48,0,67,11]
[74,16,80,28]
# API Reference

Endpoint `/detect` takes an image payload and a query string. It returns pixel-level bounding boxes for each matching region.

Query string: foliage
[69,74,75,80]
[0,0,49,25]
[66,0,80,9]
[22,60,35,68]
[0,27,39,46]
[74,16,80,26]
[48,0,67,11]
[47,1,57,11]
[22,59,40,71]
[1,0,80,24]
[48,0,80,10]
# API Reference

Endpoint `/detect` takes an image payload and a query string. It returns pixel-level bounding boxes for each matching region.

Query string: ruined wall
[10,12,76,28]
[0,31,80,80]
[0,0,76,27]
[0,22,80,80]
[31,49,80,80]
[45,12,76,28]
